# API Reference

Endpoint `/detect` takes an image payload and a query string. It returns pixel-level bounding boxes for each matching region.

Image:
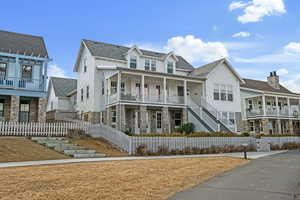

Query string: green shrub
[136,144,148,155]
[124,129,134,136]
[179,123,195,134]
[241,132,250,137]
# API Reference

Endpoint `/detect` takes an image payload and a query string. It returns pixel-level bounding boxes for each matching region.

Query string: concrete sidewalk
[0,150,286,168]
[170,150,300,200]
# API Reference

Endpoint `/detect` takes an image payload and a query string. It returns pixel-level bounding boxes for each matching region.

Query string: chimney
[267,71,280,89]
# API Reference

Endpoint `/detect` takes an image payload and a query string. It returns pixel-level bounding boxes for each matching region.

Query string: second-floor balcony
[0,77,45,92]
[106,70,204,106]
[245,95,300,119]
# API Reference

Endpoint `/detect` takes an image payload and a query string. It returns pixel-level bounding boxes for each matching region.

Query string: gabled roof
[190,58,245,83]
[74,39,194,71]
[242,78,297,95]
[49,77,77,97]
[0,30,49,58]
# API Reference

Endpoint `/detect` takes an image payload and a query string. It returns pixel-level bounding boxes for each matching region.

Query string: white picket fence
[0,121,92,137]
[261,136,300,146]
[130,136,256,154]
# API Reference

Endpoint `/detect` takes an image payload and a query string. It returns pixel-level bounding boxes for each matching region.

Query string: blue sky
[1,0,300,91]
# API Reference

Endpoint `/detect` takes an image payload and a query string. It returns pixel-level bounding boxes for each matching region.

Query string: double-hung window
[130,56,137,69]
[213,84,220,100]
[0,63,7,78]
[227,85,233,101]
[144,60,150,71]
[111,81,117,94]
[151,61,156,71]
[86,85,89,99]
[167,61,174,73]
[83,58,87,72]
[220,85,227,101]
[111,107,117,124]
[81,88,84,102]
[174,112,182,127]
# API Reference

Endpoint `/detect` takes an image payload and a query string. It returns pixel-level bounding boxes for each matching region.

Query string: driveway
[170,150,300,200]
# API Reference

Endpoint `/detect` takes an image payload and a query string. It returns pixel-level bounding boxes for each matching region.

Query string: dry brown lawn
[0,157,249,200]
[0,138,68,163]
[69,137,129,157]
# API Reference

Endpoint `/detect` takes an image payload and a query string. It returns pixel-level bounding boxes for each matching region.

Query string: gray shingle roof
[50,77,77,97]
[0,30,48,58]
[242,78,296,95]
[189,58,225,77]
[82,39,194,70]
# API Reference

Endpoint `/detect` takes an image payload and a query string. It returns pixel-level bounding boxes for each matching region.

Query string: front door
[135,83,141,100]
[156,111,162,133]
[134,110,140,134]
[146,111,151,133]
[19,103,30,122]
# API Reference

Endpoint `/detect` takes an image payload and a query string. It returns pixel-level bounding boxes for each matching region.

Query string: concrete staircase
[31,137,105,158]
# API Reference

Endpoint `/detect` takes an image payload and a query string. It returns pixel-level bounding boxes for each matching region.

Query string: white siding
[205,63,241,113]
[47,84,58,111]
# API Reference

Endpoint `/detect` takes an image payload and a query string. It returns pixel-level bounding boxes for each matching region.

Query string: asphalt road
[170,150,300,200]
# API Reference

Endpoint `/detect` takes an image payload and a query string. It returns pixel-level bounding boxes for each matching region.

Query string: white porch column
[275,96,279,117]
[107,78,111,104]
[163,77,167,104]
[141,74,145,102]
[184,80,187,105]
[262,95,266,116]
[117,72,121,101]
[287,97,291,117]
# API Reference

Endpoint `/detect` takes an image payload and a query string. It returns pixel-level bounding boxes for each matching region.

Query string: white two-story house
[74,39,244,134]
[241,71,300,135]
[0,30,51,122]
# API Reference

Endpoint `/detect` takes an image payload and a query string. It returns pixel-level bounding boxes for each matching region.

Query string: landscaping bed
[0,138,69,163]
[0,157,248,200]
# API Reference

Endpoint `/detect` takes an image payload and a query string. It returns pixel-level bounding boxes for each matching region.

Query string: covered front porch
[0,95,46,122]
[245,118,300,135]
[106,71,204,106]
[105,104,188,134]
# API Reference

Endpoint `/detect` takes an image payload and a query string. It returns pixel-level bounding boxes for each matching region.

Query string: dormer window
[151,61,156,71]
[130,56,137,69]
[144,60,150,71]
[167,61,174,73]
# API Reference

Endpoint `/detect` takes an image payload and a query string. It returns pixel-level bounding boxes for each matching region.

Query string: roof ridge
[83,39,176,57]
[0,29,43,39]
[50,76,77,80]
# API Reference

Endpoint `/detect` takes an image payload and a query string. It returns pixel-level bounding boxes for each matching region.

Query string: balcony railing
[167,95,184,104]
[246,107,300,118]
[0,77,45,92]
[145,95,164,103]
[108,93,186,105]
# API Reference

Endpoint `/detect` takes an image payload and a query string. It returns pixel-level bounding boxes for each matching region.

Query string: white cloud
[281,74,300,93]
[229,0,286,24]
[284,42,300,54]
[277,68,288,75]
[48,64,66,78]
[232,32,251,38]
[163,35,229,63]
[234,42,300,63]
[229,1,249,11]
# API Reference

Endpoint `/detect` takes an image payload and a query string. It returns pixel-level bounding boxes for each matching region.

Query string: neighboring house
[74,39,244,134]
[46,77,77,121]
[240,71,300,135]
[0,30,51,122]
